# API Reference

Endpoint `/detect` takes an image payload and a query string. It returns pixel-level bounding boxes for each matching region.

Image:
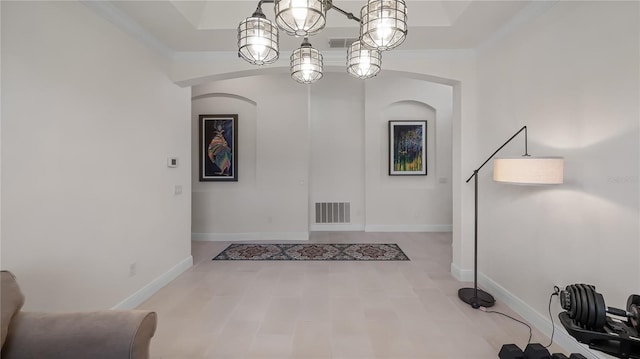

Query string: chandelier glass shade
[237,0,407,83]
[360,0,408,51]
[290,38,323,84]
[346,40,381,79]
[275,0,328,37]
[237,10,279,65]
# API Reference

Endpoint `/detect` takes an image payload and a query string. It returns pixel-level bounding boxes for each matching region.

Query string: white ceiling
[100,0,532,53]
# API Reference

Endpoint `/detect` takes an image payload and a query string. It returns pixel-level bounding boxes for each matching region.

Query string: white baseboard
[112,256,193,310]
[310,223,365,232]
[193,227,453,239]
[364,224,453,232]
[450,262,472,282]
[192,232,309,242]
[477,273,607,359]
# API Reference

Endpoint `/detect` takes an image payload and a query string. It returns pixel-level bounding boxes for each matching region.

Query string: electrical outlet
[129,262,137,277]
[174,185,182,195]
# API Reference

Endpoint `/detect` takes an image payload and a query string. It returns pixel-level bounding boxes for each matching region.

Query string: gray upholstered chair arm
[1,310,157,359]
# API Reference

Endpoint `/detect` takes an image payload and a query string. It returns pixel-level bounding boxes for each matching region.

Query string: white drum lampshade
[493,157,564,185]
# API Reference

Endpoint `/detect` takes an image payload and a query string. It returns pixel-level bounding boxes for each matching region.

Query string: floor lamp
[458,125,564,309]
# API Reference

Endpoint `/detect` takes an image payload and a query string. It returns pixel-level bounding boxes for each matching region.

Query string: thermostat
[167,157,178,168]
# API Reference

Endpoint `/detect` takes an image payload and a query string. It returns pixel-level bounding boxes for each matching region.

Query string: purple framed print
[199,114,238,182]
[389,120,427,176]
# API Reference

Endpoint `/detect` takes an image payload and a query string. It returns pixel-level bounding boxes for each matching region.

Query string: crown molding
[81,0,173,58]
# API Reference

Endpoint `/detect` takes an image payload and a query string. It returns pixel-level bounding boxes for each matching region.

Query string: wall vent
[328,38,358,48]
[315,202,351,224]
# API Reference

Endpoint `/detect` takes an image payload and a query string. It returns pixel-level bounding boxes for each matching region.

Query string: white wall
[191,75,310,241]
[365,74,453,231]
[191,72,453,237]
[170,51,476,274]
[310,73,366,230]
[476,0,639,341]
[1,1,192,311]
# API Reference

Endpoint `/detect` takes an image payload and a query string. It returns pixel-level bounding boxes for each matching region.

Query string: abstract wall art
[199,114,238,181]
[389,120,427,176]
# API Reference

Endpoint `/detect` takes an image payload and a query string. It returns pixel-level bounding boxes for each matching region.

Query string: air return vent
[315,202,350,224]
[328,38,358,49]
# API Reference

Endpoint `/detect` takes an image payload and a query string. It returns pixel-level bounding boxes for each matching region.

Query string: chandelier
[237,0,408,84]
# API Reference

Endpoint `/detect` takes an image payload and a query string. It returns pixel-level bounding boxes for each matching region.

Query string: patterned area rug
[213,243,409,261]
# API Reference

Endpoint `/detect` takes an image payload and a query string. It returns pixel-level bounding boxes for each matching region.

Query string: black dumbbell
[560,284,639,331]
[524,343,551,359]
[551,353,587,359]
[499,344,524,359]
[500,344,590,359]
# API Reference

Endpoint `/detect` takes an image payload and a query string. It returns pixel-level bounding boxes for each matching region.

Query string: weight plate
[627,294,640,311]
[576,284,589,327]
[569,285,578,319]
[594,291,606,331]
[629,304,639,331]
[560,289,570,311]
[570,285,581,322]
[628,295,640,331]
[585,285,597,329]
[581,284,596,329]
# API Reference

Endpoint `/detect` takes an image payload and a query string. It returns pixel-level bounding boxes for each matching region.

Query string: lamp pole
[473,169,480,307]
[458,126,528,309]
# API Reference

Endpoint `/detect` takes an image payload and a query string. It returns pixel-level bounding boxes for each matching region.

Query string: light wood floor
[139,231,563,358]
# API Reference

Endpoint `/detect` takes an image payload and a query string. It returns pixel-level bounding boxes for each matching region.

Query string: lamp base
[458,287,496,309]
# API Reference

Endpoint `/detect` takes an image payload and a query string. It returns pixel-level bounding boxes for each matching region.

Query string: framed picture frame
[199,114,238,182]
[389,120,427,176]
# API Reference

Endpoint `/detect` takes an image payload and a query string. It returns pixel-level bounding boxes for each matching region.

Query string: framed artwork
[199,114,238,182]
[389,120,427,176]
